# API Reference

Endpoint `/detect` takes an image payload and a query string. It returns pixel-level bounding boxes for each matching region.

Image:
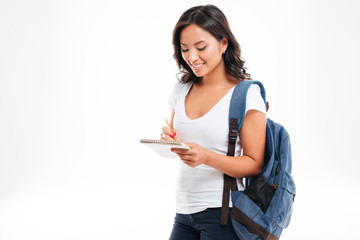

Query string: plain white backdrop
[1,0,360,239]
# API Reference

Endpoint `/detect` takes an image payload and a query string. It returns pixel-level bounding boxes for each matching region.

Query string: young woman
[161,5,267,240]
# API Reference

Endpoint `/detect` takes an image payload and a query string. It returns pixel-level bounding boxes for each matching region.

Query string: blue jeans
[169,208,239,240]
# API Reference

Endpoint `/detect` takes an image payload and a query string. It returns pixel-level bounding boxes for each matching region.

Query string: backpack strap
[229,80,266,132]
[221,80,267,225]
[221,118,240,225]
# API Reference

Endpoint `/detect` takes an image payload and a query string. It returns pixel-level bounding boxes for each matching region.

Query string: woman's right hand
[161,127,180,142]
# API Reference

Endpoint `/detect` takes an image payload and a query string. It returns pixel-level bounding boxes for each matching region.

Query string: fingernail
[173,132,177,137]
[171,148,174,152]
[170,133,174,138]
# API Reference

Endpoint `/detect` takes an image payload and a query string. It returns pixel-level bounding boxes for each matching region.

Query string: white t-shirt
[168,81,266,214]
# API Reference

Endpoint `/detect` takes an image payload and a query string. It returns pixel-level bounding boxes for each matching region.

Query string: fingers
[162,126,172,135]
[182,159,193,167]
[172,150,193,164]
[172,129,180,141]
[181,157,196,167]
[161,132,174,141]
[170,146,199,168]
[171,148,193,163]
[171,147,190,155]
[172,143,206,168]
[161,126,175,141]
[161,127,180,141]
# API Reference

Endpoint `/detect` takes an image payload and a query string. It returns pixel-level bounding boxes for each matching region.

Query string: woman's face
[179,24,227,78]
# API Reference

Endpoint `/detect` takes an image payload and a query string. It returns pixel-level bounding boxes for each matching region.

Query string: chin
[193,70,206,78]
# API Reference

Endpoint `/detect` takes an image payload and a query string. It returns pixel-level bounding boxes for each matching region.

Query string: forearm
[172,110,266,176]
[205,149,263,178]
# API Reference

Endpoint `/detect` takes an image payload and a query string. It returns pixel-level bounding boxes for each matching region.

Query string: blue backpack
[221,80,296,240]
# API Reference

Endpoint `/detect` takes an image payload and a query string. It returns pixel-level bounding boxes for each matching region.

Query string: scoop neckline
[182,84,235,121]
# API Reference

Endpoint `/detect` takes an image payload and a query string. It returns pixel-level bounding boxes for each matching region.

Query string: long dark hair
[172,4,251,83]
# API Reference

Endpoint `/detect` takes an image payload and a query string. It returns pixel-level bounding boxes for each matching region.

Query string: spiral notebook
[140,139,190,158]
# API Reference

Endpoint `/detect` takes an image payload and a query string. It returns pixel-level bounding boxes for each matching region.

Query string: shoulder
[173,81,192,93]
[247,83,261,97]
[168,81,192,109]
[245,83,266,114]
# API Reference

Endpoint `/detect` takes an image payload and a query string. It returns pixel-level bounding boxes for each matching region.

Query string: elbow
[253,165,263,176]
[249,158,264,177]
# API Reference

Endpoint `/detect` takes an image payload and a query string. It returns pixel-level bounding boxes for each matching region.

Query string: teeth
[192,63,203,68]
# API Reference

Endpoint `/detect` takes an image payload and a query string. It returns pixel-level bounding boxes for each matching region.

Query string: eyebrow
[180,40,206,46]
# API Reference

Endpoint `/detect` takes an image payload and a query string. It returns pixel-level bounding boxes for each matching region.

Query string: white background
[1,0,360,239]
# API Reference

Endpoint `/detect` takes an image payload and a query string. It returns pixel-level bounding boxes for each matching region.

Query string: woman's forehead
[180,24,215,44]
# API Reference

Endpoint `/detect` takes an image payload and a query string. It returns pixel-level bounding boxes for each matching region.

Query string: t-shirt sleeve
[168,82,179,109]
[168,82,189,109]
[245,84,266,114]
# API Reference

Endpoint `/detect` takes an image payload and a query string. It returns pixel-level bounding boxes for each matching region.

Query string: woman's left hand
[171,143,210,168]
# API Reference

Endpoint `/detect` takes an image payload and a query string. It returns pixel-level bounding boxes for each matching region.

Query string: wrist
[203,148,213,166]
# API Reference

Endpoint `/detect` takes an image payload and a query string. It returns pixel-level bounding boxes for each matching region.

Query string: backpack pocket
[243,175,277,213]
[231,191,280,240]
[269,170,296,229]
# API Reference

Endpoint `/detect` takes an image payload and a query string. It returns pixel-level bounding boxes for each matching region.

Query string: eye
[198,46,206,51]
[181,49,189,53]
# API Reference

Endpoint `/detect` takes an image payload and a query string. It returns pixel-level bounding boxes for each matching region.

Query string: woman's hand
[171,143,210,168]
[161,127,180,142]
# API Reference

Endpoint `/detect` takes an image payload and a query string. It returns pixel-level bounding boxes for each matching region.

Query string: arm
[172,110,266,178]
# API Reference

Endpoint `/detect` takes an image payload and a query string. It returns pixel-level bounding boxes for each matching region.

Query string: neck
[199,60,237,88]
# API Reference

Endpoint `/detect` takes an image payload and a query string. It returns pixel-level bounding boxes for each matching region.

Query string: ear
[221,37,228,53]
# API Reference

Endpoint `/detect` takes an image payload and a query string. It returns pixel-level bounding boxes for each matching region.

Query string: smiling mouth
[191,63,204,70]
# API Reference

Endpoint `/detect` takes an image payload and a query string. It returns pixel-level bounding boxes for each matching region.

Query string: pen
[165,118,177,141]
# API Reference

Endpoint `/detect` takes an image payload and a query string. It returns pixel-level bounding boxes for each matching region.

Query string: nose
[188,49,199,63]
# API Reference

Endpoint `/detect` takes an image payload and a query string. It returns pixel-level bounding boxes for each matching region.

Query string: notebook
[140,139,190,158]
